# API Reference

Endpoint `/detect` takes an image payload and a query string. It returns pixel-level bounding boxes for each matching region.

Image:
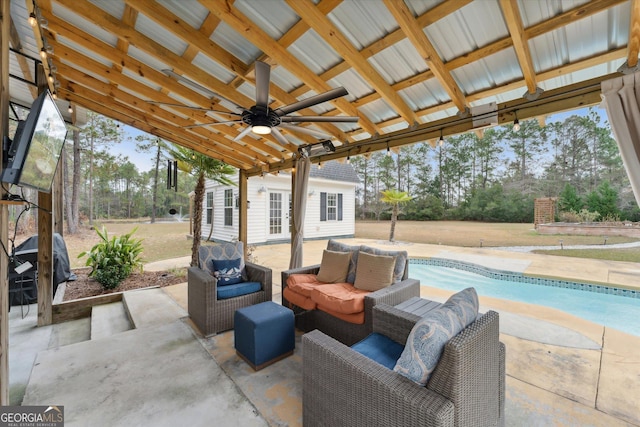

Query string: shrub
[78,227,144,290]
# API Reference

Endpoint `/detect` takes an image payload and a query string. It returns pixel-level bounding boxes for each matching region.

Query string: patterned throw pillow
[358,246,408,283]
[326,240,360,284]
[442,287,479,327]
[199,242,248,281]
[211,258,243,286]
[393,287,479,386]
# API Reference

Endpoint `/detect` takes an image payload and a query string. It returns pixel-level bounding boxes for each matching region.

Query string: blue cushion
[211,258,243,286]
[217,281,261,300]
[351,333,405,370]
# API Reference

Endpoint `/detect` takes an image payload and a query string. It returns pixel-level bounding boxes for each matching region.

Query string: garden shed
[203,161,359,245]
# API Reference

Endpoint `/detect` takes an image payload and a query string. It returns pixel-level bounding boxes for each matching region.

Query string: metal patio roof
[6,0,639,176]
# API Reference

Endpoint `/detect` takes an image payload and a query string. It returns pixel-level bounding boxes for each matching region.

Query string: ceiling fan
[152,61,359,146]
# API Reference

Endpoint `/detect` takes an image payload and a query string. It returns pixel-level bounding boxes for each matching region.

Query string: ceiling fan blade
[275,87,349,116]
[162,69,244,110]
[270,127,290,145]
[255,61,271,109]
[233,126,254,141]
[147,101,242,116]
[184,120,243,129]
[279,123,332,139]
[280,115,359,123]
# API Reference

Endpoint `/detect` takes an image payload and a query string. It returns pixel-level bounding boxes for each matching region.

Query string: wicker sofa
[281,240,420,345]
[302,303,506,427]
[188,242,272,336]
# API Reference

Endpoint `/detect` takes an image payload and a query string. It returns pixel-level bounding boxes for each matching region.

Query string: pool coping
[409,257,639,300]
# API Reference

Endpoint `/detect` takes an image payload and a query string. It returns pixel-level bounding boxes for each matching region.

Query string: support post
[37,191,53,326]
[34,64,53,326]
[238,170,248,257]
[54,164,63,235]
[0,0,11,405]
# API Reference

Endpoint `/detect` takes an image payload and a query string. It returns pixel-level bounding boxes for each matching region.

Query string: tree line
[351,109,639,223]
[8,108,638,237]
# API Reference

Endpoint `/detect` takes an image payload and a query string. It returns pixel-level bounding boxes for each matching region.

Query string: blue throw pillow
[211,258,243,286]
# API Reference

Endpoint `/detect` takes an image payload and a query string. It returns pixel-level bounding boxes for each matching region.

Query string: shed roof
[309,161,360,184]
[6,0,638,176]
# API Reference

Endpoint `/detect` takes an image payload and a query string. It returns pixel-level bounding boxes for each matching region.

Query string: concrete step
[91,302,132,340]
[122,287,187,329]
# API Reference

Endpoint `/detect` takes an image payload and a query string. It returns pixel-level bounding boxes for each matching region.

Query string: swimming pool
[409,259,640,337]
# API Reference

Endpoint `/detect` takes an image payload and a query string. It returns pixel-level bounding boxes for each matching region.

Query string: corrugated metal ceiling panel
[288,30,342,75]
[134,14,188,57]
[329,1,399,49]
[156,0,209,29]
[53,2,118,47]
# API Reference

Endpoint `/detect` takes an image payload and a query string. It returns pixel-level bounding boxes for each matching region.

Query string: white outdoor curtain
[289,155,311,269]
[601,72,640,206]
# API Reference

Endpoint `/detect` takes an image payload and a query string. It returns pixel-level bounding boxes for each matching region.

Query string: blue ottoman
[234,301,295,370]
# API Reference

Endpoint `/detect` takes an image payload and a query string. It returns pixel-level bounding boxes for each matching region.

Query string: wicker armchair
[188,242,272,336]
[282,262,419,345]
[302,304,506,427]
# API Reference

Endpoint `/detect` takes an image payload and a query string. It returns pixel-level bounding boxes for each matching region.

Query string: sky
[112,104,607,174]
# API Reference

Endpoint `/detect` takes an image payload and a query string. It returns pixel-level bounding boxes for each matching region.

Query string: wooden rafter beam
[289,0,472,99]
[108,0,341,145]
[40,13,289,158]
[50,56,279,166]
[287,0,420,126]
[249,72,611,177]
[383,0,468,114]
[56,81,251,170]
[499,0,538,95]
[8,18,37,99]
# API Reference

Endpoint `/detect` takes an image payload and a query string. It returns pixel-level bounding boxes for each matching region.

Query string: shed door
[268,191,291,239]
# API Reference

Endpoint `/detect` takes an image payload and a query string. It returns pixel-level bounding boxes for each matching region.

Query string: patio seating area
[8,239,640,426]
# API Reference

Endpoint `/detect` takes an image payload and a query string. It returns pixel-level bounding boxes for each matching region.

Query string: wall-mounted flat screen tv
[1,90,68,193]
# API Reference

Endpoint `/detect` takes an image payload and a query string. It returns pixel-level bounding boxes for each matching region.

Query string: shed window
[320,192,343,221]
[206,192,213,225]
[224,189,233,226]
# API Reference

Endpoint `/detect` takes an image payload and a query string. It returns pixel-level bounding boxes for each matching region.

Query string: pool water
[410,263,640,337]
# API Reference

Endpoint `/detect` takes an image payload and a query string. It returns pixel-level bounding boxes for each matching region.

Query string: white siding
[203,171,356,244]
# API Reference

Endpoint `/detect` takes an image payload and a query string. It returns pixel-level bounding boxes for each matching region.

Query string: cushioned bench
[282,240,420,345]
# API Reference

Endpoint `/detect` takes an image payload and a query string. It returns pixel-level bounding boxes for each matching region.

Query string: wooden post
[238,170,248,257]
[37,191,53,326]
[0,0,11,405]
[54,163,63,235]
[34,63,54,326]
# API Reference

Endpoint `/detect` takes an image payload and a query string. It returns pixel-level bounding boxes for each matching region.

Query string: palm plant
[380,189,413,242]
[169,145,236,267]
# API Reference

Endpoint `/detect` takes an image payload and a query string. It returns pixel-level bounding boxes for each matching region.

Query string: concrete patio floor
[9,239,640,426]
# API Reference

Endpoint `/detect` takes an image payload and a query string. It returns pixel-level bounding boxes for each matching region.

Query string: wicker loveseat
[281,240,420,345]
[188,242,272,336]
[302,303,506,427]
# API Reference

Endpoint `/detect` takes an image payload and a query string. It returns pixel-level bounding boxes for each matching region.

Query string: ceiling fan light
[252,124,272,135]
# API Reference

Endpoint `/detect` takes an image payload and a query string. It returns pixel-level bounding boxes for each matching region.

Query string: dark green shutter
[338,193,343,221]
